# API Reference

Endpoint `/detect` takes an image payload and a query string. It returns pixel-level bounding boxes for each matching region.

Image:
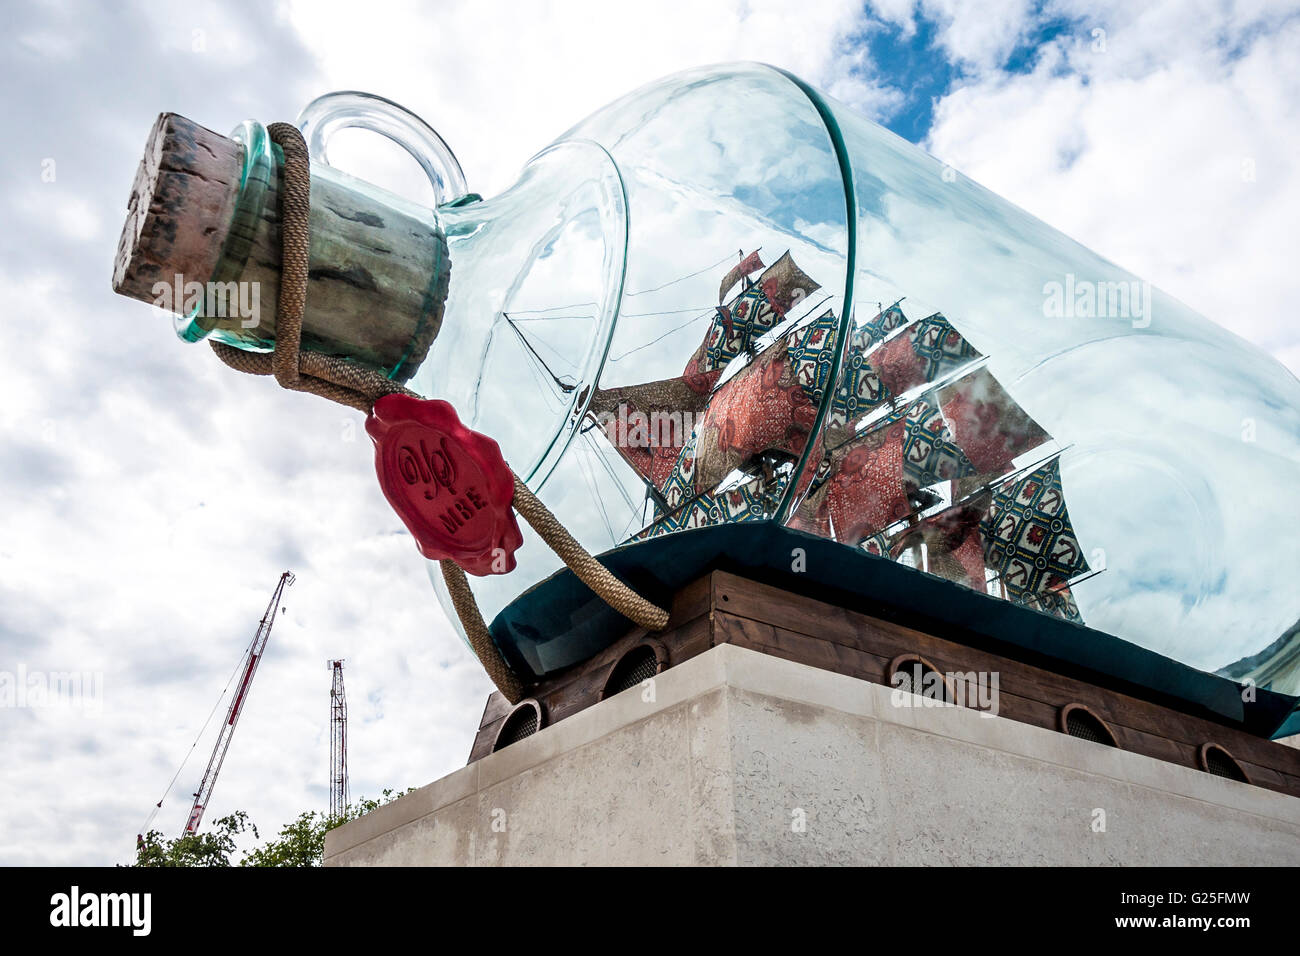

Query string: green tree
[240,810,330,867]
[133,811,257,867]
[242,790,412,867]
[131,790,414,867]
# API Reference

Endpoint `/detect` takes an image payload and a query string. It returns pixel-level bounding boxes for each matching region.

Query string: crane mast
[183,570,294,835]
[329,660,349,820]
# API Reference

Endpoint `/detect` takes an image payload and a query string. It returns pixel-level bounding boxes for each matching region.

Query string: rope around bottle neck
[209,122,668,704]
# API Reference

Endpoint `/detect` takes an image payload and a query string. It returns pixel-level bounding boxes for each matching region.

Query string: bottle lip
[173,118,275,348]
[526,139,628,488]
[424,138,629,491]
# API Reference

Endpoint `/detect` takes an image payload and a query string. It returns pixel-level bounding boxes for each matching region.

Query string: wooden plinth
[470,570,1300,798]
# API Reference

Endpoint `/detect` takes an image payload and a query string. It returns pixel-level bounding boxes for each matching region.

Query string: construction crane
[329,660,349,820]
[182,570,294,834]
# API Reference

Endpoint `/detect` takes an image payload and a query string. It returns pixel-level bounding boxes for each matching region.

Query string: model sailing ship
[572,250,1093,623]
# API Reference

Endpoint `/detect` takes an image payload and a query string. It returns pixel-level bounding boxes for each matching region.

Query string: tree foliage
[133,811,257,867]
[131,790,414,868]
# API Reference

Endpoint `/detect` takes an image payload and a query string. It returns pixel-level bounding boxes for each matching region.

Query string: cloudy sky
[3,0,1298,865]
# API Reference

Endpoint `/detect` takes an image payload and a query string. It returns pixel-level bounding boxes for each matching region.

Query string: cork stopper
[113,113,243,307]
[112,112,449,382]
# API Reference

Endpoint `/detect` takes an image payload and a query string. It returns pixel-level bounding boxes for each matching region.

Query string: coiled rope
[210,123,667,704]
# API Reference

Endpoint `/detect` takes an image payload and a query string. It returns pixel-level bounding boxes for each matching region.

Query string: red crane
[182,570,294,834]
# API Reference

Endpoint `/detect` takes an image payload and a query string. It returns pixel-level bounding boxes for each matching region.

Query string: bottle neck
[180,119,453,383]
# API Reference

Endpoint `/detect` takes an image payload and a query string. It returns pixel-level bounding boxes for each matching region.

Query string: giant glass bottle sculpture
[112,64,1300,722]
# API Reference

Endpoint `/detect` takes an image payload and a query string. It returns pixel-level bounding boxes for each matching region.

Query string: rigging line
[577,404,674,513]
[573,437,619,543]
[607,262,830,365]
[979,563,1104,596]
[508,249,751,323]
[518,343,568,412]
[619,503,646,543]
[1054,566,1106,590]
[631,460,772,531]
[587,437,641,516]
[621,485,660,541]
[138,634,255,837]
[502,300,599,315]
[509,320,582,377]
[606,309,715,362]
[853,294,907,320]
[512,306,726,322]
[582,421,637,512]
[505,315,577,393]
[985,565,1106,596]
[624,251,744,297]
[504,314,599,323]
[582,428,641,517]
[477,249,753,325]
[513,334,573,428]
[624,306,732,317]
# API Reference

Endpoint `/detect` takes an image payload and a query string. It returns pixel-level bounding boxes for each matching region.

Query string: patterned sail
[823,308,898,441]
[855,301,909,349]
[980,458,1090,620]
[822,305,980,443]
[683,308,837,495]
[660,307,839,509]
[796,414,910,544]
[630,470,789,541]
[588,250,820,491]
[870,312,981,396]
[794,304,1045,538]
[935,367,1050,475]
[589,375,713,490]
[792,390,981,545]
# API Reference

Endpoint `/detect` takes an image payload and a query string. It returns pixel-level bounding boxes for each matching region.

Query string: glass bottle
[165,64,1300,706]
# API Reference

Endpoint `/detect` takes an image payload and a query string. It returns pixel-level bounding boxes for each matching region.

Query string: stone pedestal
[324,644,1300,866]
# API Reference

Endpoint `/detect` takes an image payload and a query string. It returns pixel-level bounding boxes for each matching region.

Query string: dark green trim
[770,67,857,523]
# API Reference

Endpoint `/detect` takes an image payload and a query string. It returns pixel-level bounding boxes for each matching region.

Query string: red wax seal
[366,393,522,576]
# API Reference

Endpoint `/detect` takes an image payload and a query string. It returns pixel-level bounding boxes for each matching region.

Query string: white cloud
[283,0,893,198]
[919,0,1038,72]
[925,0,1300,371]
[2,0,1298,866]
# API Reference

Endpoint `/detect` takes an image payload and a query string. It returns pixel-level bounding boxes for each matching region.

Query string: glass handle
[296,91,469,207]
